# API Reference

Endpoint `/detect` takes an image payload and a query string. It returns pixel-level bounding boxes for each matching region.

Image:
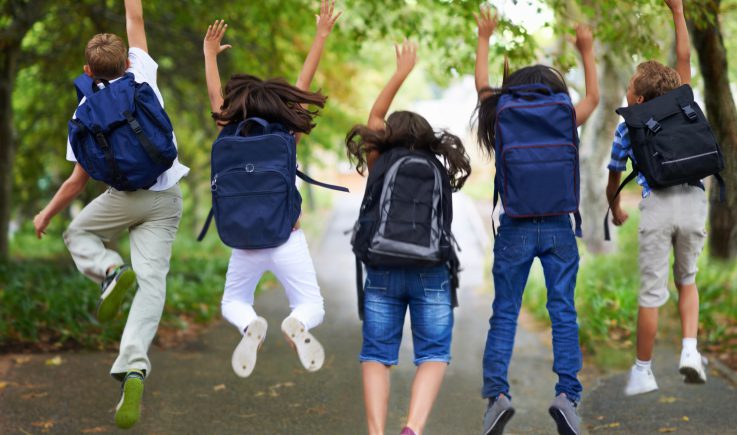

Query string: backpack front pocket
[502,144,578,217]
[213,168,291,249]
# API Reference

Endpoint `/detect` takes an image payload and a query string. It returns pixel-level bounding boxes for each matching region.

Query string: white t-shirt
[67,47,189,191]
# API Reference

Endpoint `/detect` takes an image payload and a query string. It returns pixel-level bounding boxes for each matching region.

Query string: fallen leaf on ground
[31,420,55,431]
[254,391,265,397]
[13,356,31,365]
[306,405,328,416]
[682,416,689,422]
[213,384,226,392]
[81,427,109,433]
[44,356,63,366]
[607,422,621,428]
[22,391,49,400]
[0,381,8,390]
[659,396,678,404]
[658,428,677,433]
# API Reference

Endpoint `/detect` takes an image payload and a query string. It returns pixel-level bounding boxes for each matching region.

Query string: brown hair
[85,33,127,80]
[213,74,327,133]
[346,111,472,191]
[633,60,682,102]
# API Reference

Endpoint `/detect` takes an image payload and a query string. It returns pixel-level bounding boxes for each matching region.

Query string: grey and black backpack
[351,147,459,319]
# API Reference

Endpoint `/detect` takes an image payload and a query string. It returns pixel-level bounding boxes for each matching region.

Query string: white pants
[222,229,325,333]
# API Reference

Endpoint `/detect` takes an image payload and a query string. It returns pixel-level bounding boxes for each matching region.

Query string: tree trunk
[689,2,737,259]
[579,52,629,253]
[0,49,18,261]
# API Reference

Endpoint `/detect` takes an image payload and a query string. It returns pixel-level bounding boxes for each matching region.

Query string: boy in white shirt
[33,0,188,429]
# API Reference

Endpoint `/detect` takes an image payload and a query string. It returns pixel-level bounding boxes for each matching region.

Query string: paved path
[2,193,736,434]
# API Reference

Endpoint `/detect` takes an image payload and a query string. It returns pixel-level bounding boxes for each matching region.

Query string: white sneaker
[281,317,324,372]
[624,365,659,396]
[679,349,708,384]
[231,316,268,378]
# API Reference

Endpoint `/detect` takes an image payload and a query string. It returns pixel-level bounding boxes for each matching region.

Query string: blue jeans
[482,214,582,402]
[360,265,454,366]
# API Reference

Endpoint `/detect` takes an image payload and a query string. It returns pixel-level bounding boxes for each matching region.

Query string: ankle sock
[635,359,652,372]
[682,338,697,353]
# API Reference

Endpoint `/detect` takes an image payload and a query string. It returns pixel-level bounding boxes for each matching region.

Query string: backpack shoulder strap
[603,168,639,241]
[355,256,365,321]
[296,169,349,192]
[197,208,215,242]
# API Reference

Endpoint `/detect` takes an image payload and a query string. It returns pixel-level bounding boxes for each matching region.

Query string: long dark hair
[346,110,471,191]
[213,74,327,133]
[476,64,569,156]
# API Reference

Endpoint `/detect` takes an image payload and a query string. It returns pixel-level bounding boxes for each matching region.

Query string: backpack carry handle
[507,84,554,96]
[237,117,272,136]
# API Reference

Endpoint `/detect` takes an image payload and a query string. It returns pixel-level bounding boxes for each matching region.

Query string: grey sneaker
[481,394,515,435]
[548,394,580,435]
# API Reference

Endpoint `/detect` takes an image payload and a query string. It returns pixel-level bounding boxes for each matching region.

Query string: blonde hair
[633,60,682,102]
[85,33,127,80]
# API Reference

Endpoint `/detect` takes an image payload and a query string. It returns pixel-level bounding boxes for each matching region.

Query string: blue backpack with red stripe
[493,84,582,236]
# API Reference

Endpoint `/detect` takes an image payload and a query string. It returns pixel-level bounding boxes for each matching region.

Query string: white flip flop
[281,317,324,372]
[231,316,268,378]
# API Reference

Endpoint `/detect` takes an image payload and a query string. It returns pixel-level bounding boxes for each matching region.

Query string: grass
[0,186,332,350]
[522,210,737,370]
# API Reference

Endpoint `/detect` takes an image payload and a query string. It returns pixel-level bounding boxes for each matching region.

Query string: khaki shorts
[638,184,707,308]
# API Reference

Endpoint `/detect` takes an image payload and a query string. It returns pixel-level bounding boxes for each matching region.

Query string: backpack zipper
[660,151,718,165]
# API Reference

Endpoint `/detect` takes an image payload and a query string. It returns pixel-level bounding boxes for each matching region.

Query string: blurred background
[2,0,736,409]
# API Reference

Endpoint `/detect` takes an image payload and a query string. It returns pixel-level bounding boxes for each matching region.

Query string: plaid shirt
[607,122,651,198]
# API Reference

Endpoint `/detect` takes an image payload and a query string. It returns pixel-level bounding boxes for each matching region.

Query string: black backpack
[605,85,726,240]
[351,147,459,319]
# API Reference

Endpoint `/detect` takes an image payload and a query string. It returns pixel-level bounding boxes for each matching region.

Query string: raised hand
[664,0,684,13]
[316,0,342,39]
[574,24,594,54]
[475,4,498,40]
[204,20,232,57]
[395,39,417,77]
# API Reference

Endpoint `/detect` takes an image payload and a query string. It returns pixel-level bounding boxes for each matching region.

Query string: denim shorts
[359,264,454,366]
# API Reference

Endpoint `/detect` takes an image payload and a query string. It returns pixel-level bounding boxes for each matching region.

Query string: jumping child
[474,6,599,434]
[347,40,472,435]
[33,0,189,428]
[606,0,711,397]
[202,0,341,378]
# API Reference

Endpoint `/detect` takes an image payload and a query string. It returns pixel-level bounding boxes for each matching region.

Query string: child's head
[627,60,681,105]
[476,64,569,155]
[213,74,327,133]
[346,110,471,190]
[84,33,129,80]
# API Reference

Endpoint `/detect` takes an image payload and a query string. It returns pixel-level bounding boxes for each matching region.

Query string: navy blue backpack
[493,84,582,236]
[197,118,348,249]
[68,73,177,191]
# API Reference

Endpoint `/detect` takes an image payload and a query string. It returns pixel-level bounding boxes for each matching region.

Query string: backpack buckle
[645,118,662,134]
[681,104,698,121]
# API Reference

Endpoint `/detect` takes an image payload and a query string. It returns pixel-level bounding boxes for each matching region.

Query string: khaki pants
[64,185,182,379]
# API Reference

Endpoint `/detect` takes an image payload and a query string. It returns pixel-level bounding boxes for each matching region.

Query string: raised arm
[665,0,691,84]
[203,20,232,124]
[33,163,90,239]
[367,40,417,131]
[295,0,342,91]
[125,0,147,52]
[572,24,599,126]
[474,5,498,101]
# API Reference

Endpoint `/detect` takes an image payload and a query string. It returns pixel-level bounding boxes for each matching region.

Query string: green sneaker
[115,370,145,429]
[97,265,136,322]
